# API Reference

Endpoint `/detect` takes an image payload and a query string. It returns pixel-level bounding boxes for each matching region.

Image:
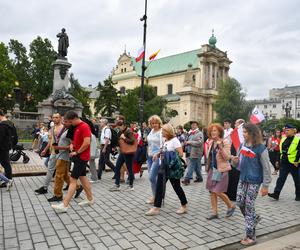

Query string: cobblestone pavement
[0,151,47,177]
[1,168,300,250]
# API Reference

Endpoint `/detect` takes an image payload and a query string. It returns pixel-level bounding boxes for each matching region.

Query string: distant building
[84,84,99,116]
[250,85,300,120]
[110,32,232,126]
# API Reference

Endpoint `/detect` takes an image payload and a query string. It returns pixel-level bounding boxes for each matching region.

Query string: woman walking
[146,115,163,204]
[267,129,281,175]
[146,123,187,215]
[232,123,271,246]
[206,123,235,220]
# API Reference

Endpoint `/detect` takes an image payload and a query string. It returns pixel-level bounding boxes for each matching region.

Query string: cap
[285,124,296,129]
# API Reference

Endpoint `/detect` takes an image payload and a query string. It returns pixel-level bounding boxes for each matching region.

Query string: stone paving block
[130,240,150,250]
[61,237,77,248]
[34,242,48,250]
[19,239,34,250]
[136,234,154,244]
[46,235,61,246]
[101,235,117,247]
[152,236,171,247]
[75,239,93,249]
[43,227,57,237]
[17,231,31,241]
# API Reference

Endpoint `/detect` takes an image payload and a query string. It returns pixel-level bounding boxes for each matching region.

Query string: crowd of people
[1,108,300,247]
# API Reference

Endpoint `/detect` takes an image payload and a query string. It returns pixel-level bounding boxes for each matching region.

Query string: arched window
[167,84,173,95]
[120,86,126,94]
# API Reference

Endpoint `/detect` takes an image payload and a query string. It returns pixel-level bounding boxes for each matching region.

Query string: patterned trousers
[236,181,260,240]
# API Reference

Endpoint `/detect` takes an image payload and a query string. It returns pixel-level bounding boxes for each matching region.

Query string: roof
[131,49,201,78]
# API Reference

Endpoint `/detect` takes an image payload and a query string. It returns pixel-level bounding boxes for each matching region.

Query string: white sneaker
[7,179,14,191]
[52,203,68,213]
[78,198,94,206]
[109,185,121,192]
[123,185,134,192]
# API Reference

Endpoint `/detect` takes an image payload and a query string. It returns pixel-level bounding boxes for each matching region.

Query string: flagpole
[139,0,147,133]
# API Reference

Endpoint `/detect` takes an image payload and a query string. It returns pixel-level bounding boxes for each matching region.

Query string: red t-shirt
[73,121,91,161]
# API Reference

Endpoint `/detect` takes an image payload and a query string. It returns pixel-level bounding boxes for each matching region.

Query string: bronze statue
[57,28,69,58]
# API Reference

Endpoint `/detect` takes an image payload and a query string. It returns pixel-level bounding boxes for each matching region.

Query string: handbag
[212,167,222,182]
[119,138,138,154]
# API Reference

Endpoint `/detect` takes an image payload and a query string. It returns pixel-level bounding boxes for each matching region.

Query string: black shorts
[71,158,88,179]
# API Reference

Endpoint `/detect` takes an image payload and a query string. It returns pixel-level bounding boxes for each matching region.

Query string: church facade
[111,34,232,127]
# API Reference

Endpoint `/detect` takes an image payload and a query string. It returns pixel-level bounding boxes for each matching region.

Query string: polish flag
[231,124,244,151]
[240,146,256,158]
[135,47,145,62]
[250,107,265,124]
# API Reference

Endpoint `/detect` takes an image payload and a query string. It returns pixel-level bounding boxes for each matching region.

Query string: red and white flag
[240,146,256,158]
[250,107,265,124]
[231,123,244,151]
[135,47,145,62]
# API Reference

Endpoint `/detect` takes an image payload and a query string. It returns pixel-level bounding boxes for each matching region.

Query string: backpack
[110,128,119,148]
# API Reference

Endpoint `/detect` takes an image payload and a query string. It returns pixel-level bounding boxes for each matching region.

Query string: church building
[111,32,232,126]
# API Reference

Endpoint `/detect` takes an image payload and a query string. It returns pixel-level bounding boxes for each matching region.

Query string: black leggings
[154,172,187,208]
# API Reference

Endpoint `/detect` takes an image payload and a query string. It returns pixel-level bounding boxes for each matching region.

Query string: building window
[264,105,267,109]
[297,100,300,107]
[154,86,158,95]
[167,84,173,95]
[121,69,123,73]
[273,104,276,108]
[120,86,126,94]
[124,68,126,72]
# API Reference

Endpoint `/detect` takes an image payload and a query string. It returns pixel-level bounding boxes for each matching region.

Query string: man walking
[0,109,14,190]
[182,121,203,185]
[47,118,82,202]
[35,113,64,194]
[268,124,300,201]
[98,118,115,180]
[52,111,94,213]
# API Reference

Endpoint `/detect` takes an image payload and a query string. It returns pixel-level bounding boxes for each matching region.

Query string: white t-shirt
[147,129,163,156]
[163,137,181,152]
[100,126,111,145]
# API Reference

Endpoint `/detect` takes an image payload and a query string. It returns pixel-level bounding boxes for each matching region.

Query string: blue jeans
[147,156,160,196]
[115,153,134,186]
[184,158,202,180]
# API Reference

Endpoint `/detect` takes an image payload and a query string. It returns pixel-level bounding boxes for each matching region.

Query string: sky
[1,0,300,100]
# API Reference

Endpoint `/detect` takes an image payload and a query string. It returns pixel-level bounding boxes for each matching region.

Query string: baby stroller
[10,144,30,164]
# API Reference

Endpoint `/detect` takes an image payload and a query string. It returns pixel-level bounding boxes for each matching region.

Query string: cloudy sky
[1,0,299,99]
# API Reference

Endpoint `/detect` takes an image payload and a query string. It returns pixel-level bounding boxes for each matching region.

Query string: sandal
[206,214,219,220]
[240,238,256,246]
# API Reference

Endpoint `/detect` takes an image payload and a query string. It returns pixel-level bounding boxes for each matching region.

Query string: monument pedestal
[37,58,83,121]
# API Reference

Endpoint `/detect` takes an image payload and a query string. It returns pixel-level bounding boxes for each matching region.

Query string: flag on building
[149,49,160,60]
[135,47,145,62]
[240,146,256,158]
[250,106,265,124]
[231,123,244,151]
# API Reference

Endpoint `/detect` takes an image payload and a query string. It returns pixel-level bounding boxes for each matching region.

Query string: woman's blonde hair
[162,123,176,140]
[148,115,162,128]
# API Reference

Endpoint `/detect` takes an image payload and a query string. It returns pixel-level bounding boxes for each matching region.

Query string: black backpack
[109,128,119,148]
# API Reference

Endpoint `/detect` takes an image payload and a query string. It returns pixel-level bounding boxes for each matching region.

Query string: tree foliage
[120,85,167,123]
[260,117,300,133]
[29,36,57,105]
[69,73,91,116]
[0,42,17,111]
[95,76,118,117]
[213,78,252,123]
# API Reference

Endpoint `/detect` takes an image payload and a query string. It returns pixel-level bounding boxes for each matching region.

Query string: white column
[222,68,225,81]
[209,63,213,89]
[214,65,217,89]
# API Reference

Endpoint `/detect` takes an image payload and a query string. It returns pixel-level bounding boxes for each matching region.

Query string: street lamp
[282,100,292,118]
[139,0,148,130]
[13,81,22,112]
[116,92,121,114]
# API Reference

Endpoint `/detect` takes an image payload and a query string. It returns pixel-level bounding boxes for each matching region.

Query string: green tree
[69,73,91,116]
[29,36,57,106]
[8,39,34,111]
[213,78,252,123]
[0,42,17,111]
[120,85,167,123]
[260,117,300,133]
[95,76,118,117]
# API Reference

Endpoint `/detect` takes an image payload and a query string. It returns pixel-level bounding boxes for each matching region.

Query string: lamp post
[139,0,148,128]
[13,81,22,112]
[282,101,292,118]
[116,92,121,114]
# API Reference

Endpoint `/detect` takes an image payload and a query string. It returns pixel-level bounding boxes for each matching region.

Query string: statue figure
[57,28,69,58]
